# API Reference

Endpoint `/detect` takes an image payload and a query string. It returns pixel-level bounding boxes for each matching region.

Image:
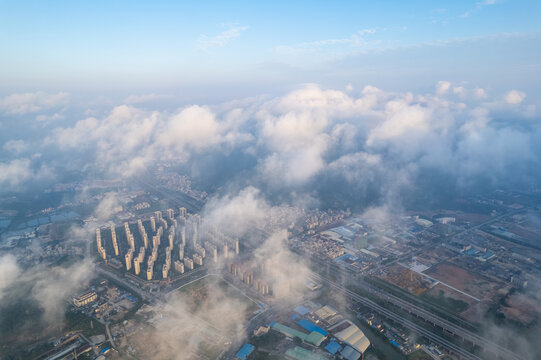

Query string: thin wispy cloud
[461,0,499,18]
[196,25,249,53]
[278,28,377,51]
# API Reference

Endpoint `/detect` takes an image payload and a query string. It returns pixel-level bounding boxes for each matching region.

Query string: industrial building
[328,320,370,355]
[314,305,337,320]
[285,346,328,360]
[73,291,98,307]
[235,343,255,360]
[270,322,326,346]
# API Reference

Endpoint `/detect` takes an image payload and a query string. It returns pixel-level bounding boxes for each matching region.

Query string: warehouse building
[329,320,370,355]
[270,322,326,346]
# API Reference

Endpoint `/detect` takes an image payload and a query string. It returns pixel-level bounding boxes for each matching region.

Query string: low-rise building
[73,291,98,307]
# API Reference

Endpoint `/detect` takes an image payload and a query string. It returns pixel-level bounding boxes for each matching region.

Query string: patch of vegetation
[249,331,284,349]
[407,350,432,360]
[49,220,82,241]
[365,277,476,331]
[64,310,105,336]
[0,295,45,342]
[0,341,55,360]
[251,350,283,360]
[198,342,223,360]
[420,291,468,314]
[53,254,85,268]
[177,275,259,318]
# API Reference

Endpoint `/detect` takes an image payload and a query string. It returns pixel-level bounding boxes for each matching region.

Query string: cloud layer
[1,82,539,210]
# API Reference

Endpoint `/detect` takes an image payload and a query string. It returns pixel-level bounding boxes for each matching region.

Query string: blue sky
[1,0,540,100]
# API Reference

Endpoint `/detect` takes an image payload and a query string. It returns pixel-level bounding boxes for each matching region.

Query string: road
[370,204,537,274]
[310,271,522,360]
[312,272,482,360]
[134,176,205,214]
[219,292,320,360]
[163,266,208,294]
[306,252,522,360]
[105,323,117,348]
[94,264,153,303]
[78,333,99,356]
[293,206,536,360]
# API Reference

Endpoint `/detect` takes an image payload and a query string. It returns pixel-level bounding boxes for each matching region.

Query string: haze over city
[0,1,540,360]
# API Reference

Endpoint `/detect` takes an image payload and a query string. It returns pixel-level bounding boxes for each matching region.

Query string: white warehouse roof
[329,320,370,354]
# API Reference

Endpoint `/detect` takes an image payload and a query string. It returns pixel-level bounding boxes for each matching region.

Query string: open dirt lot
[423,262,496,300]
[381,264,432,296]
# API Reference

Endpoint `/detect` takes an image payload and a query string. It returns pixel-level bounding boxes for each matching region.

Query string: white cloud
[254,230,311,301]
[261,141,327,185]
[436,80,452,95]
[328,152,381,184]
[0,255,21,300]
[0,158,52,189]
[277,28,377,52]
[39,82,540,199]
[158,105,223,151]
[196,25,248,52]
[504,90,526,105]
[53,105,159,175]
[451,85,488,100]
[3,139,27,154]
[461,0,499,18]
[0,91,68,115]
[36,112,64,122]
[203,186,270,237]
[473,88,488,99]
[52,103,251,176]
[30,261,93,322]
[94,192,121,221]
[366,101,432,145]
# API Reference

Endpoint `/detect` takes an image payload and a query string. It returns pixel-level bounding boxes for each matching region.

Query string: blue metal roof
[235,343,255,360]
[297,318,327,336]
[294,305,310,316]
[325,341,342,354]
[334,254,355,263]
[332,226,355,238]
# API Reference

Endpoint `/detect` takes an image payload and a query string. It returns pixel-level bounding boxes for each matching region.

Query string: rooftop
[235,343,255,360]
[285,346,329,360]
[329,320,370,354]
[270,322,326,346]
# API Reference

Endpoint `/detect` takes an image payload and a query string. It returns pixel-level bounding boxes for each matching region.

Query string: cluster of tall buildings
[111,225,119,255]
[95,207,240,281]
[96,229,106,260]
[228,261,271,296]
